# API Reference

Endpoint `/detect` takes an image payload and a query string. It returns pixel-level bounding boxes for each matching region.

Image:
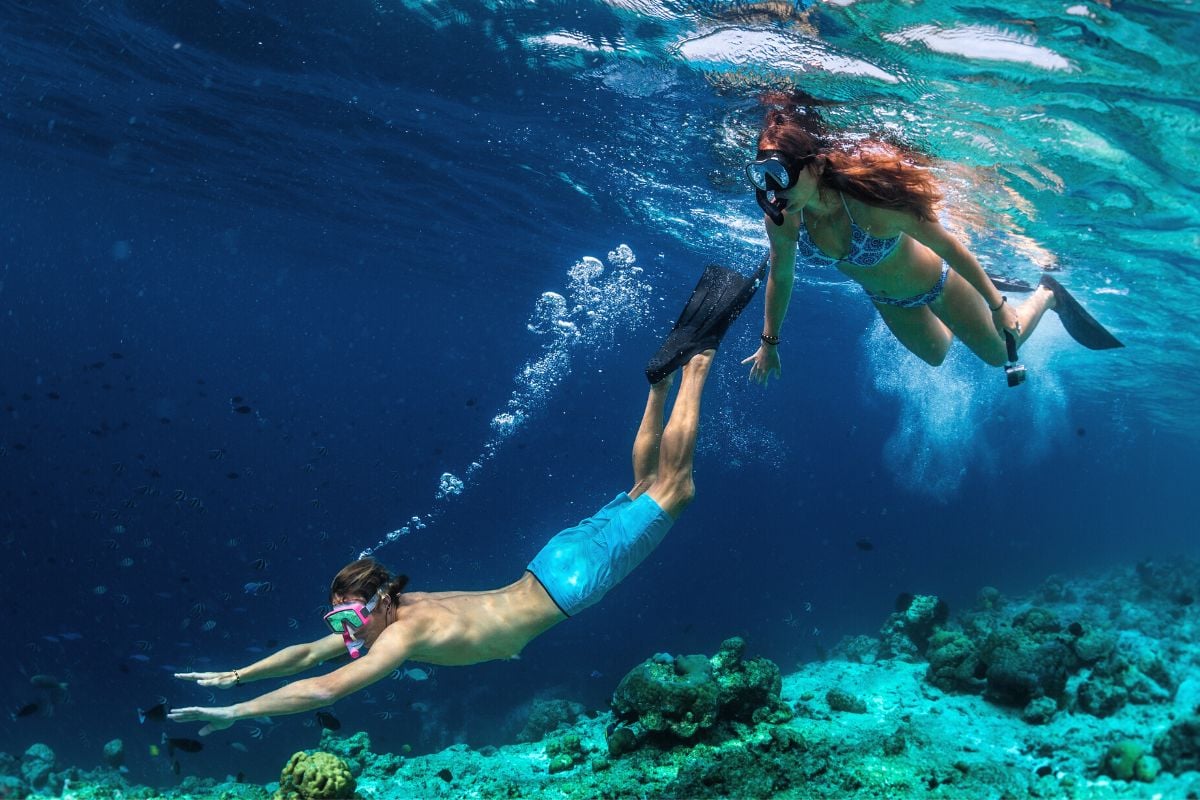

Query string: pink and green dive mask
[323,592,380,659]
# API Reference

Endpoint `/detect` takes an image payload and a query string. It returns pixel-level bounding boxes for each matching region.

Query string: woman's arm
[744,220,798,385]
[175,634,346,688]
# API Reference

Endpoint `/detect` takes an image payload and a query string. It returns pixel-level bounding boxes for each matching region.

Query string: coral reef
[273,751,357,800]
[4,561,1200,800]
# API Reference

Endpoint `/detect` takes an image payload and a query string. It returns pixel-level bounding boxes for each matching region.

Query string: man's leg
[644,350,713,519]
[629,373,674,497]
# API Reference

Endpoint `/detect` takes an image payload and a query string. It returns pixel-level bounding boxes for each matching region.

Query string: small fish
[148,744,160,757]
[164,735,203,754]
[244,581,272,597]
[138,702,167,724]
[172,759,181,775]
[855,538,875,551]
[229,742,248,753]
[250,558,267,571]
[233,405,253,415]
[130,654,151,663]
[200,620,217,632]
[226,472,239,479]
[30,675,68,692]
[315,711,341,731]
[12,702,40,719]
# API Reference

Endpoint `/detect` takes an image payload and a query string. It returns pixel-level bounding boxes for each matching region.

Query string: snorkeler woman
[741,92,1121,386]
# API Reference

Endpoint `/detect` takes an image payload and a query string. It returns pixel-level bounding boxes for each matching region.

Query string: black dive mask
[746,150,814,227]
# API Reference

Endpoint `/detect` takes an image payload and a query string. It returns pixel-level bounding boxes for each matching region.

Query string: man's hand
[175,671,238,689]
[167,706,237,736]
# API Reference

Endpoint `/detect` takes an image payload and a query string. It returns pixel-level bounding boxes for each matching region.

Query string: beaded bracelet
[760,333,781,346]
[989,296,1007,312]
[233,669,241,685]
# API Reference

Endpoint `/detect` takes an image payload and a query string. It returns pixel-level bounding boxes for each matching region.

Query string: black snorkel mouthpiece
[1003,331,1026,387]
[755,189,788,226]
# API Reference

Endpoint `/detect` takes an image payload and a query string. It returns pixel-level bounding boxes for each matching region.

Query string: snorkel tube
[339,622,366,659]
[755,188,788,226]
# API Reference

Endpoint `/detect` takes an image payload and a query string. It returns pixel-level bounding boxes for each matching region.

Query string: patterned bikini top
[797,193,901,268]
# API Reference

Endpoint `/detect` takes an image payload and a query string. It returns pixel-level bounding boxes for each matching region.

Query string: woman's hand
[175,671,239,689]
[741,345,782,386]
[167,705,237,736]
[991,299,1021,340]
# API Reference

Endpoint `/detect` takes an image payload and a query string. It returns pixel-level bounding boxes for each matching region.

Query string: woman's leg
[874,302,955,367]
[929,271,1056,367]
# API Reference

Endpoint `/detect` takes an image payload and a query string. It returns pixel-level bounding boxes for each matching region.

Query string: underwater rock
[1155,715,1200,775]
[612,652,719,739]
[20,743,54,789]
[978,631,1073,709]
[610,638,786,748]
[1076,678,1129,718]
[710,637,787,723]
[317,729,371,777]
[1071,628,1116,663]
[879,593,948,659]
[273,751,357,800]
[1021,696,1058,725]
[831,634,881,664]
[517,697,587,742]
[976,585,1004,611]
[925,629,984,695]
[1012,607,1062,635]
[825,688,867,714]
[544,733,587,774]
[101,738,124,768]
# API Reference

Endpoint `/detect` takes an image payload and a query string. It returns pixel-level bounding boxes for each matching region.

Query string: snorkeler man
[169,264,759,734]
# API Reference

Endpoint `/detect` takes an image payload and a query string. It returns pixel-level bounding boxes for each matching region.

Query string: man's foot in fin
[645,265,762,384]
[1039,274,1124,350]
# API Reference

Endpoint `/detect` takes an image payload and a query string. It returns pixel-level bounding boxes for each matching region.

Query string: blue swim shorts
[527,492,674,617]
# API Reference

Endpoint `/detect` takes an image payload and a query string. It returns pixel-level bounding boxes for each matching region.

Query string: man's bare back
[377,572,564,666]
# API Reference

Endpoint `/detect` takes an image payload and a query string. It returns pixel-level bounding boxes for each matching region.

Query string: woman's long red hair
[757,92,943,221]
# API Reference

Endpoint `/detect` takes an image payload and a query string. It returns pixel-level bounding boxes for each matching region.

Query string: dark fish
[46,392,60,400]
[172,759,181,775]
[226,472,239,479]
[436,768,453,783]
[30,674,67,691]
[165,736,203,754]
[138,702,167,724]
[855,538,875,551]
[231,396,244,403]
[250,558,267,570]
[13,702,40,718]
[234,406,253,414]
[315,711,341,731]
[111,352,124,359]
[1076,427,1086,437]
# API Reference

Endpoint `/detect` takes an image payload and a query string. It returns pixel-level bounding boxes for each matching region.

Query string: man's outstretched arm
[175,633,347,689]
[168,628,412,735]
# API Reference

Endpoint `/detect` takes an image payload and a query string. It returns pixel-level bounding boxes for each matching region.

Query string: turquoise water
[1,0,1198,790]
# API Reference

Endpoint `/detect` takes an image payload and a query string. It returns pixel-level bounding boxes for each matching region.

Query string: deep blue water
[2,0,1198,785]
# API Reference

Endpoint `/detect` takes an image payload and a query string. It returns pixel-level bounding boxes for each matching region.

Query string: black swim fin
[645,262,765,384]
[1040,274,1124,350]
[987,272,1034,293]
